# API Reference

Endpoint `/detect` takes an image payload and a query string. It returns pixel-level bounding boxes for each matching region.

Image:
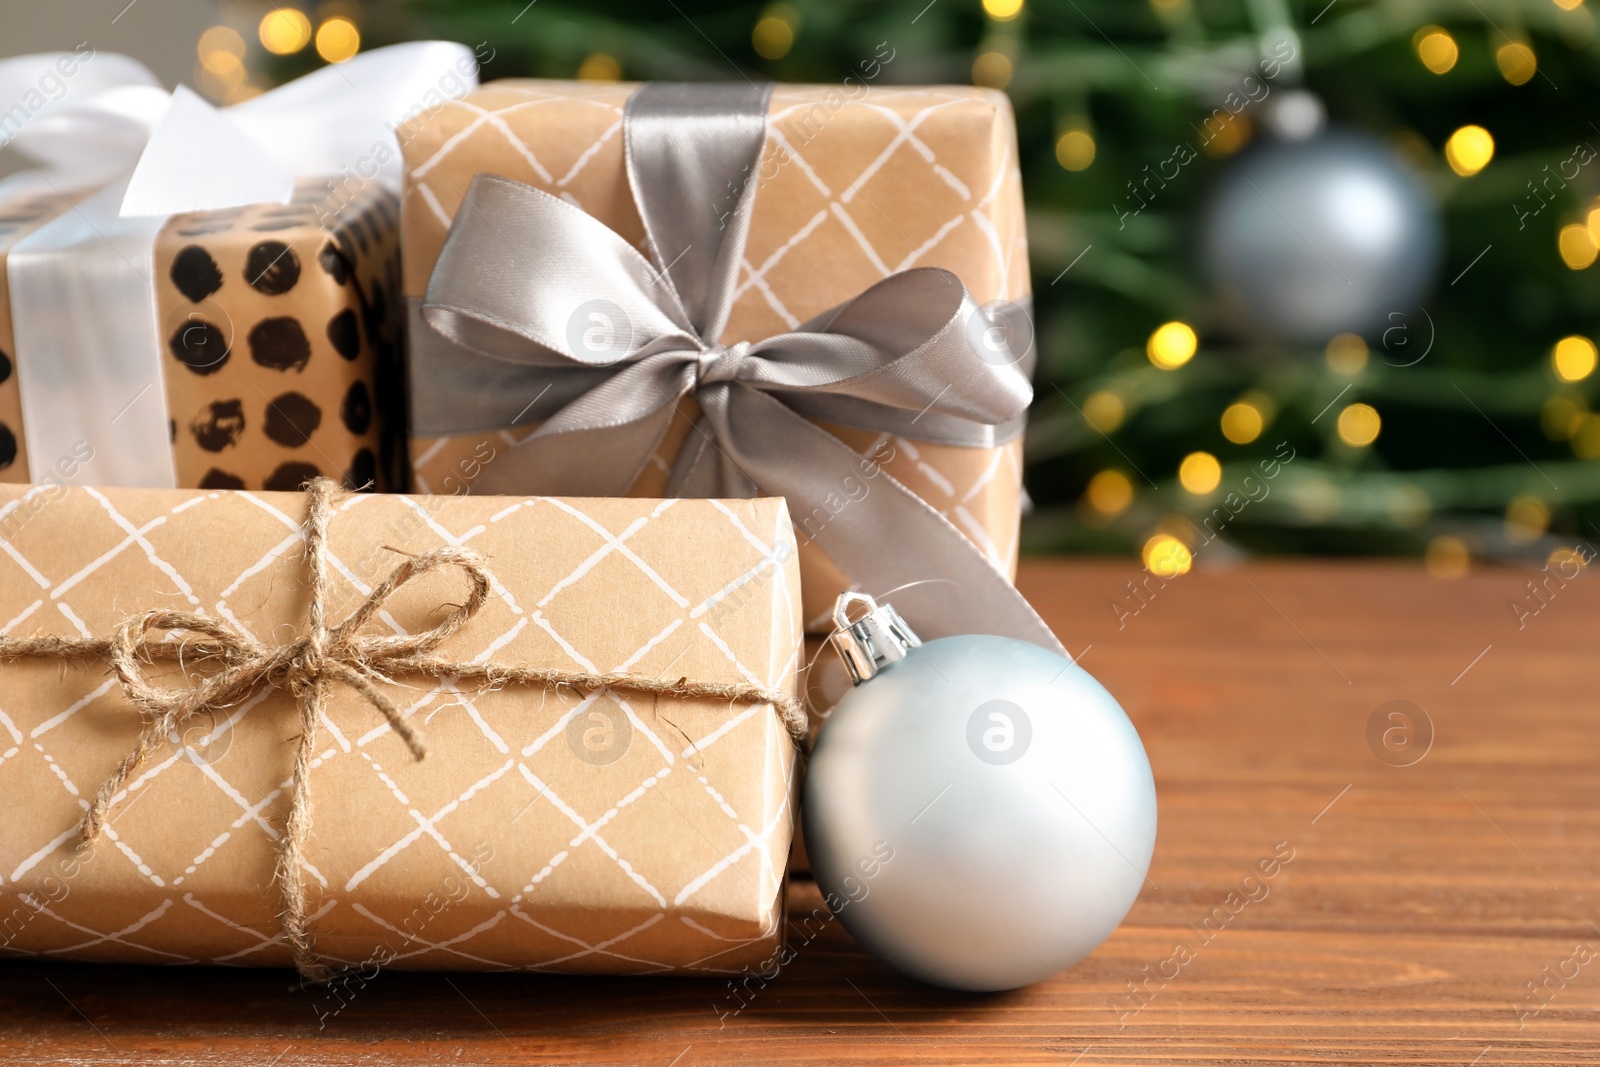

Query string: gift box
[157,184,405,493]
[0,182,400,496]
[0,482,801,975]
[401,80,1033,633]
[0,43,479,493]
[0,183,79,482]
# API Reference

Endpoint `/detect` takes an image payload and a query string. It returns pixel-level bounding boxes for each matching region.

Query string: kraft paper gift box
[0,483,801,974]
[401,80,1031,632]
[0,178,403,493]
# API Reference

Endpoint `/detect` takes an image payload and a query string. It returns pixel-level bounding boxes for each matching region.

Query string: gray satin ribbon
[415,82,1060,651]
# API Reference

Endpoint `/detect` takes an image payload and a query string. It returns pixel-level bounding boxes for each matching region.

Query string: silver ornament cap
[805,593,1158,992]
[828,591,922,683]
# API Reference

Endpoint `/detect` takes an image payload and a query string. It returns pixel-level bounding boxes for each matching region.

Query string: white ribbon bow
[0,41,477,214]
[0,41,479,487]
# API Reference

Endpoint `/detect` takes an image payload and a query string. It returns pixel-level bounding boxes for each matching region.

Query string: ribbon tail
[278,674,331,984]
[714,390,1064,653]
[119,42,480,218]
[229,41,479,193]
[120,85,293,217]
[0,52,165,175]
[667,410,759,500]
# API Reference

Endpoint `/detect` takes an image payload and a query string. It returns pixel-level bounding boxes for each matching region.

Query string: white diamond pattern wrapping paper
[0,484,800,974]
[400,81,1030,632]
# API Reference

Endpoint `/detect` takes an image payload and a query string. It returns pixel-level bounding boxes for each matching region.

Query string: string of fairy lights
[193,0,1600,579]
[993,0,1594,579]
[538,0,1600,578]
[193,4,364,105]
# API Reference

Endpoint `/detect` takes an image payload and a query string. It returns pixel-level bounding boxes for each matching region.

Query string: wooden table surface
[3,558,1598,1065]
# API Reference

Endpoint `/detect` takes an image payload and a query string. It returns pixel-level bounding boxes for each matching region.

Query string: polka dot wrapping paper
[400,81,1030,632]
[0,484,800,974]
[0,181,403,492]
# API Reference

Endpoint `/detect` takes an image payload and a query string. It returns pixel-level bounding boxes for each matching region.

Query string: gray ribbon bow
[414,82,1061,651]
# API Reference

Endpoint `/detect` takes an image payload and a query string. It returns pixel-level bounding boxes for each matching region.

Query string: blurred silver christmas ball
[804,595,1157,992]
[1200,128,1441,344]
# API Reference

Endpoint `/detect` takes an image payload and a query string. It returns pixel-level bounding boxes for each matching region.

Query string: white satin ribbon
[10,177,169,487]
[2,42,478,486]
[0,50,166,186]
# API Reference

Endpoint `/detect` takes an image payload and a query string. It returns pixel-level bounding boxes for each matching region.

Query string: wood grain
[3,559,1598,1065]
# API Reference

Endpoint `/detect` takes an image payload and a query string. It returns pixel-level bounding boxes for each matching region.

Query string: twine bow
[0,479,804,981]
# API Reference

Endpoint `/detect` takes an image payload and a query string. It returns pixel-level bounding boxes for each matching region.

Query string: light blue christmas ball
[805,633,1157,992]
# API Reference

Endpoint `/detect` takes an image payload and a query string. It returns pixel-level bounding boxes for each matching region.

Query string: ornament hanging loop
[829,591,923,685]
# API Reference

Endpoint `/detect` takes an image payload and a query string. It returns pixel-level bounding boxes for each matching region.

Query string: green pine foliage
[360,0,1600,562]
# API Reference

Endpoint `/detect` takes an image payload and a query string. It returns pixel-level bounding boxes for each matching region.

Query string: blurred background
[10,0,1600,574]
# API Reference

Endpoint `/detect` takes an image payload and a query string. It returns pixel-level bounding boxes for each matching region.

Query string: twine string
[0,479,805,981]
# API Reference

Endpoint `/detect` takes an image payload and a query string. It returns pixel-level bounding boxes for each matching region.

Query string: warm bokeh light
[259,9,312,55]
[1542,394,1586,440]
[1390,128,1436,170]
[1573,414,1600,459]
[1389,483,1432,528]
[1505,495,1551,543]
[1413,27,1459,74]
[1559,223,1598,269]
[1553,0,1585,10]
[1444,125,1494,176]
[1337,403,1381,447]
[1081,390,1125,434]
[315,16,360,63]
[1325,332,1369,375]
[1056,129,1095,171]
[577,53,622,80]
[1200,113,1250,158]
[752,10,796,59]
[1178,451,1222,495]
[198,25,246,73]
[1147,321,1197,369]
[196,59,246,101]
[1588,204,1600,245]
[1553,336,1598,381]
[1143,533,1193,577]
[1425,536,1470,578]
[1085,470,1134,516]
[1292,477,1339,520]
[1220,402,1264,444]
[1496,41,1537,85]
[1548,546,1588,571]
[972,50,1013,88]
[983,0,1025,21]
